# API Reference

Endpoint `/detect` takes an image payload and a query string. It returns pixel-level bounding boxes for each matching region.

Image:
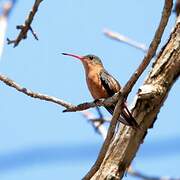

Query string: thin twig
[128,167,180,180]
[7,0,43,47]
[0,74,73,108]
[82,111,107,140]
[96,107,103,119]
[83,0,173,179]
[104,28,148,53]
[90,118,110,123]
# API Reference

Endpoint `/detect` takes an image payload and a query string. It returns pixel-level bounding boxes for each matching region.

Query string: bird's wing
[99,70,120,96]
[99,70,120,115]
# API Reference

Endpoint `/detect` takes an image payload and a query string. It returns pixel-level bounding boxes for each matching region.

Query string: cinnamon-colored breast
[86,70,108,99]
[86,68,120,100]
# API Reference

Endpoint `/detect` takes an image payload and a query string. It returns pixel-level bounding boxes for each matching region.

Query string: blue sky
[0,0,179,179]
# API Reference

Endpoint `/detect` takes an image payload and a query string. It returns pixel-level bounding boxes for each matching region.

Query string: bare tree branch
[103,28,148,53]
[128,167,180,180]
[0,74,74,108]
[91,4,179,180]
[7,0,43,47]
[122,0,173,96]
[63,93,118,112]
[83,0,173,179]
[0,74,120,110]
[0,74,109,139]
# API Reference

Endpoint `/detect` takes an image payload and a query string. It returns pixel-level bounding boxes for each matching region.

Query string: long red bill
[62,53,84,61]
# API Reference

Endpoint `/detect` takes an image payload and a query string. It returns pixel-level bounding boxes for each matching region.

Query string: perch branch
[0,73,118,110]
[0,74,108,138]
[63,93,119,112]
[7,0,43,47]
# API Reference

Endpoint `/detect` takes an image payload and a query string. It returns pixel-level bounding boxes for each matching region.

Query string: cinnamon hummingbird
[62,53,139,129]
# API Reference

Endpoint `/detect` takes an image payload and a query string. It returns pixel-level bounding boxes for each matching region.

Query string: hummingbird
[62,53,139,129]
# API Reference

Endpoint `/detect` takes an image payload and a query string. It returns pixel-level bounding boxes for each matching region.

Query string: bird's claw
[93,99,101,104]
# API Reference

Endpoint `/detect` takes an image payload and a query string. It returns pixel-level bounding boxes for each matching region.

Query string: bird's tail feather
[122,107,140,130]
[105,105,140,130]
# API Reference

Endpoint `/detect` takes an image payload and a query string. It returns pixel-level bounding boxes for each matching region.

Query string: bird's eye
[89,56,93,60]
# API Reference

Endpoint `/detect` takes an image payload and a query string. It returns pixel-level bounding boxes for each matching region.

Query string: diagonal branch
[91,2,179,180]
[83,0,173,179]
[7,0,43,47]
[122,0,173,97]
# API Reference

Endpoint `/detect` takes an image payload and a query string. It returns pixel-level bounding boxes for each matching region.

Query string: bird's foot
[93,99,101,104]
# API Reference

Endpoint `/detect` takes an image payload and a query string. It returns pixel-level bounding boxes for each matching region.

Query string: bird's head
[62,53,103,67]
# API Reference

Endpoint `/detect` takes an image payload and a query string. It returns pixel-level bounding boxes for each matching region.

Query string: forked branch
[7,0,43,47]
